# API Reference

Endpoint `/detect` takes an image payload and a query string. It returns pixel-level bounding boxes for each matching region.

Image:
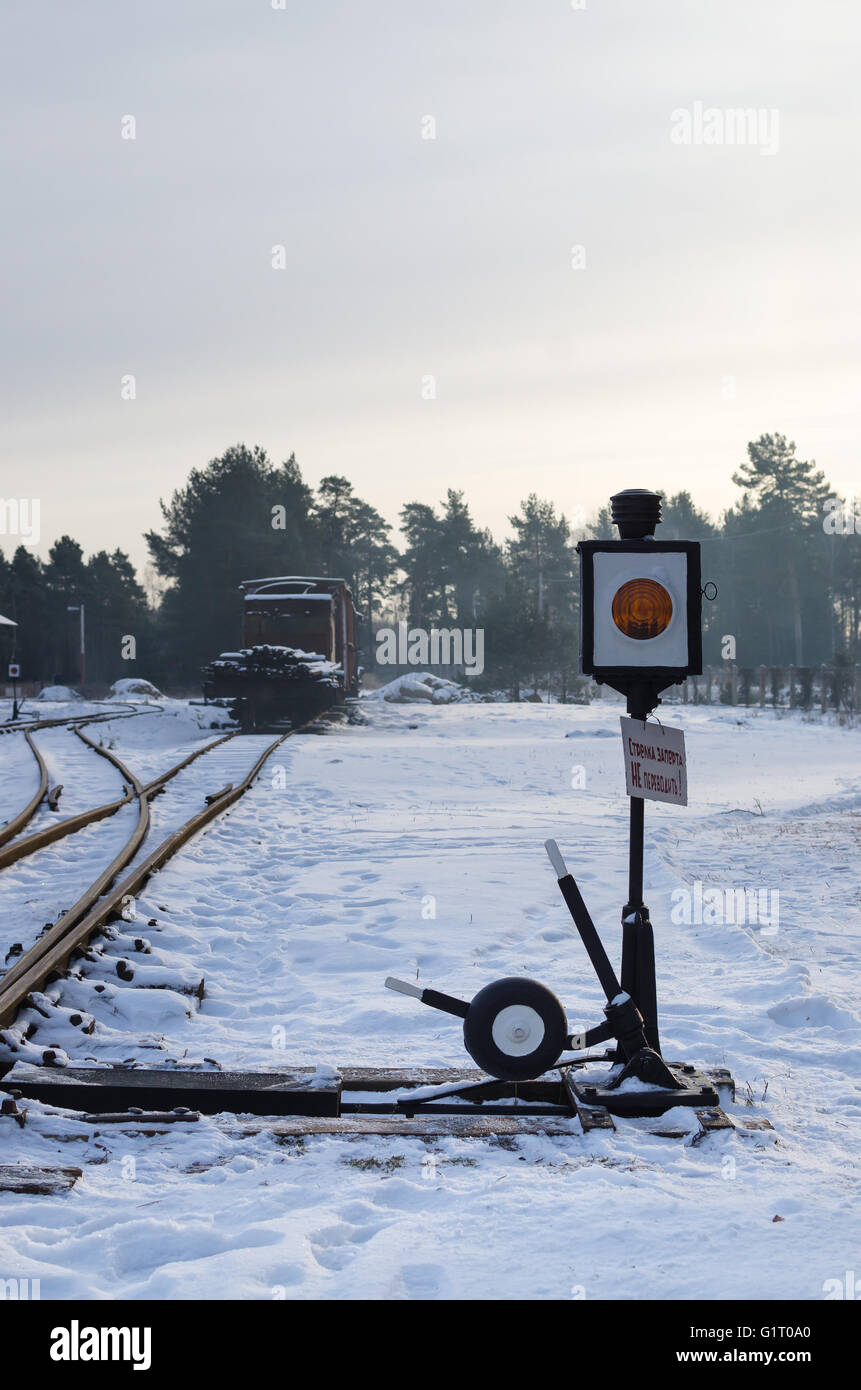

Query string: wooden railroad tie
[2,1063,750,1141]
[0,1163,82,1195]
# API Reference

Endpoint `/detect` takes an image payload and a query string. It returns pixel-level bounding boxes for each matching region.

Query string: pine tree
[85,550,152,684]
[399,502,447,626]
[506,495,578,698]
[313,476,398,638]
[145,444,317,683]
[730,434,832,665]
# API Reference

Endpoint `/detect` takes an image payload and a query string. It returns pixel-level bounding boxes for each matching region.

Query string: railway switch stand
[383,488,732,1124]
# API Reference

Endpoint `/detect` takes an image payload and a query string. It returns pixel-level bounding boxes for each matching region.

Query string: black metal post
[616,686,661,1055]
[628,795,644,906]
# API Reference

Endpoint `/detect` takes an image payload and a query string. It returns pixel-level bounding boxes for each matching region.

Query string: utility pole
[67,603,86,690]
[9,663,20,721]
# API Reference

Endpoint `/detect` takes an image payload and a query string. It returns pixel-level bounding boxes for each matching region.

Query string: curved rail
[0,728,297,1030]
[0,707,158,854]
[0,786,134,872]
[0,731,236,873]
[0,737,150,1006]
[0,732,49,848]
[0,731,237,1000]
[0,704,159,737]
[141,732,236,798]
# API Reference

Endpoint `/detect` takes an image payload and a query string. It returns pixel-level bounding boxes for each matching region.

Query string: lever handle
[545,843,622,1003]
[544,839,568,878]
[385,976,422,999]
[385,977,470,1020]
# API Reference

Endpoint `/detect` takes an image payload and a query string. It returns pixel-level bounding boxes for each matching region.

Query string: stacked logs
[203,645,340,694]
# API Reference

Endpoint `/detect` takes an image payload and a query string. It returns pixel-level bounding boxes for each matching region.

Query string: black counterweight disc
[463,977,568,1082]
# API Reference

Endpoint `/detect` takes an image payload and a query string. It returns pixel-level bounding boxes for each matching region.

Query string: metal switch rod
[544,840,622,1003]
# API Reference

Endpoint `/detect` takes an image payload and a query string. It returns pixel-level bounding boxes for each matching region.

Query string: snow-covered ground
[0,698,858,1300]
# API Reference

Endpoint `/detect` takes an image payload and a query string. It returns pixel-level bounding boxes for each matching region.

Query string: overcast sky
[2,0,859,572]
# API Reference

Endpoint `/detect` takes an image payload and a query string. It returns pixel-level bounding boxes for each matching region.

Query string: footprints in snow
[306,1197,450,1298]
[308,1200,395,1272]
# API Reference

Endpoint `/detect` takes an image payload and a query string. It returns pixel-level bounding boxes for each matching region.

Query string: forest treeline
[1,434,859,696]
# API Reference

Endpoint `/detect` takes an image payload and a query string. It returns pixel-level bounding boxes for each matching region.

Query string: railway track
[0,725,233,871]
[0,706,158,852]
[0,717,311,1046]
[0,703,157,737]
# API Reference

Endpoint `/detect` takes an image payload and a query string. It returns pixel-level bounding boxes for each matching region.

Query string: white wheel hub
[491,1004,545,1057]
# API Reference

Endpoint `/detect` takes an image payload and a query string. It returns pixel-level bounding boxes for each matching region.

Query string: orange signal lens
[612,578,673,640]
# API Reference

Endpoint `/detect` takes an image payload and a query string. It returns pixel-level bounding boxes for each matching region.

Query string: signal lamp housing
[578,538,702,702]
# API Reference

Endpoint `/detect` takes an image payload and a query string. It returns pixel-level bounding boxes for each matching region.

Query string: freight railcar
[202,577,361,729]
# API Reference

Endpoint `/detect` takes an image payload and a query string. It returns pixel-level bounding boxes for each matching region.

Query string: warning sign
[620,717,687,806]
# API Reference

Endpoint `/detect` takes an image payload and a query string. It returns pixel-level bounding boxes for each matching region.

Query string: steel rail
[0,733,49,848]
[0,732,237,874]
[0,728,294,1029]
[0,708,156,856]
[0,704,158,737]
[0,732,238,998]
[0,787,134,872]
[141,732,237,798]
[0,740,149,1003]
